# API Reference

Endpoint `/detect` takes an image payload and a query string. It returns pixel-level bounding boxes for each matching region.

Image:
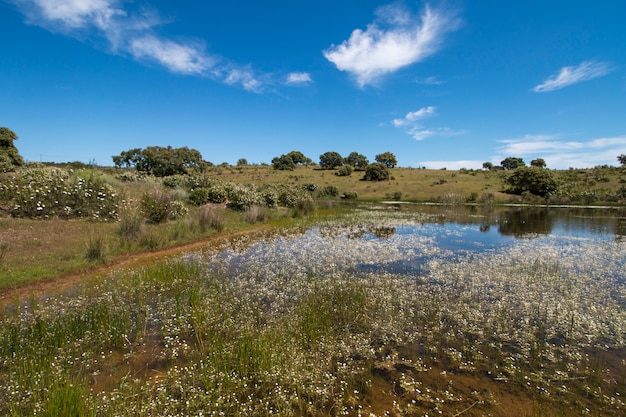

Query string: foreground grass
[1,209,624,416]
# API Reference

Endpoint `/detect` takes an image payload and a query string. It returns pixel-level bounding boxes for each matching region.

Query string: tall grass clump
[0,241,8,266]
[198,205,224,232]
[85,234,108,262]
[118,205,144,241]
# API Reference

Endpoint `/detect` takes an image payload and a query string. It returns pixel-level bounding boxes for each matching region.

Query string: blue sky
[2,0,625,169]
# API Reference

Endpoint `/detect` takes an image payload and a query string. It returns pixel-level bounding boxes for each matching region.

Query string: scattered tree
[501,157,525,170]
[112,146,205,177]
[344,152,369,170]
[363,162,390,181]
[505,166,558,196]
[530,158,547,168]
[482,162,493,171]
[0,127,24,172]
[319,152,343,169]
[375,152,398,168]
[271,154,296,171]
[237,158,249,166]
[618,154,626,166]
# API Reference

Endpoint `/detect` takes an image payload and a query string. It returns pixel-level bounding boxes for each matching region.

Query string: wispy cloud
[392,106,462,141]
[415,75,444,85]
[323,3,460,87]
[285,72,312,86]
[8,0,289,92]
[129,35,213,75]
[532,60,613,93]
[496,134,626,168]
[392,106,436,127]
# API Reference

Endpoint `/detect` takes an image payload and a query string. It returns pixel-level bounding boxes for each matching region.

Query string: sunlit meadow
[1,208,624,416]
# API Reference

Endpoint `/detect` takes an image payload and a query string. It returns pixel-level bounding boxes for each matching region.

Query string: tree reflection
[498,209,554,236]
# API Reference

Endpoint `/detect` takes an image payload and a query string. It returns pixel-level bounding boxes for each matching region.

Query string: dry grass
[210,165,509,202]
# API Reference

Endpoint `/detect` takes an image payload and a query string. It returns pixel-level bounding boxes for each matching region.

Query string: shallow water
[213,205,626,278]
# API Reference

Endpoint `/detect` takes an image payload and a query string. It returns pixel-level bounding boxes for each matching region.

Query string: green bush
[140,190,188,223]
[319,185,339,197]
[363,162,390,181]
[505,166,558,197]
[335,165,353,177]
[188,188,210,205]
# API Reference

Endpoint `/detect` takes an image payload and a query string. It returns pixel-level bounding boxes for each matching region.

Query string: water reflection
[385,204,626,240]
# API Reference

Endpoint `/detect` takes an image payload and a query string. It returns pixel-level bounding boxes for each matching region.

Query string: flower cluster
[0,166,120,220]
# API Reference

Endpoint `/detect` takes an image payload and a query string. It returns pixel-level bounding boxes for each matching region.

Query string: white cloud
[532,61,613,93]
[393,106,436,127]
[406,106,436,121]
[285,72,312,86]
[14,0,124,30]
[323,3,460,87]
[391,106,461,141]
[129,36,212,75]
[10,0,272,92]
[496,134,626,168]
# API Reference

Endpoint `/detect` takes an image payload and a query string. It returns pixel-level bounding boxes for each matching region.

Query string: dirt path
[0,226,271,307]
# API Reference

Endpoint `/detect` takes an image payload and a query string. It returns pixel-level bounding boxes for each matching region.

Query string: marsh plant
[1,209,624,416]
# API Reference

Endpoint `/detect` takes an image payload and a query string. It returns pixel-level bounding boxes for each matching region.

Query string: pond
[214,204,626,278]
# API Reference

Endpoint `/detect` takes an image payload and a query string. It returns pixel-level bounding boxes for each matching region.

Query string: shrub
[162,175,187,188]
[363,163,390,181]
[188,188,210,206]
[319,185,339,197]
[228,185,262,211]
[335,165,353,177]
[140,190,188,223]
[342,191,358,199]
[0,166,120,220]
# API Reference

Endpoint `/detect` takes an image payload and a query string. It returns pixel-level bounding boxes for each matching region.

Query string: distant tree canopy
[375,152,397,168]
[271,151,312,171]
[530,158,547,168]
[618,154,626,166]
[482,162,494,171]
[319,152,344,170]
[505,166,558,197]
[112,146,205,177]
[344,152,369,170]
[286,151,312,166]
[0,127,24,172]
[501,157,525,170]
